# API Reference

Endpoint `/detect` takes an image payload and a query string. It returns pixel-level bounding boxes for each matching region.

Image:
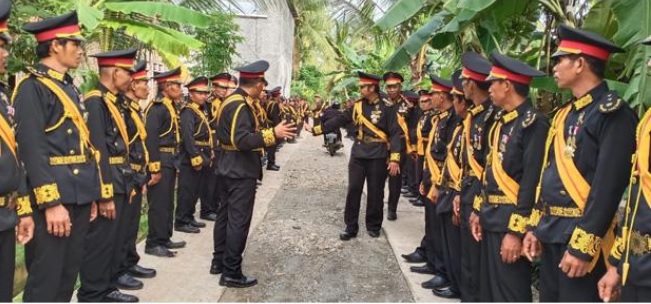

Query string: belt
[630,230,651,255]
[545,204,582,218]
[49,155,88,166]
[130,164,143,171]
[487,194,515,205]
[220,144,238,151]
[195,140,211,147]
[159,147,176,153]
[357,136,386,144]
[109,156,126,165]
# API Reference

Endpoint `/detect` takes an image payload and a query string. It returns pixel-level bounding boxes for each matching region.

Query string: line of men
[308,24,651,302]
[0,5,297,302]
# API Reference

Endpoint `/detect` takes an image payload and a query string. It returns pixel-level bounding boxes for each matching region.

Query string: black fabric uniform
[145,96,180,248]
[212,87,278,277]
[387,96,409,213]
[120,96,149,277]
[315,95,402,233]
[78,84,133,302]
[14,64,100,302]
[459,98,496,302]
[479,101,549,301]
[423,106,457,279]
[405,107,422,196]
[531,82,637,301]
[265,98,282,166]
[176,102,212,225]
[204,94,223,217]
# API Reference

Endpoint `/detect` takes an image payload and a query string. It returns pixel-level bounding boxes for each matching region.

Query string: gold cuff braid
[191,155,203,167]
[569,227,602,257]
[313,125,323,136]
[262,128,276,147]
[610,234,625,261]
[101,183,114,200]
[16,195,33,216]
[508,213,528,234]
[148,161,161,173]
[33,183,61,205]
[390,153,400,162]
[472,195,483,212]
[528,209,543,227]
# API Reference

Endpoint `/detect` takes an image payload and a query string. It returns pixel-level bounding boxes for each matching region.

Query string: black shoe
[339,231,358,241]
[189,219,206,228]
[387,211,397,221]
[104,290,139,302]
[144,246,176,257]
[128,265,156,279]
[200,213,218,221]
[210,262,223,275]
[421,276,450,289]
[401,251,427,263]
[403,191,417,198]
[266,164,280,171]
[411,198,425,207]
[368,230,381,238]
[410,265,436,275]
[165,240,186,249]
[116,274,144,290]
[175,224,200,233]
[219,275,258,288]
[256,180,262,186]
[401,188,411,194]
[432,286,460,299]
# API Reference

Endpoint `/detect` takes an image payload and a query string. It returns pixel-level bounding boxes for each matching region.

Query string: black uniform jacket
[145,96,180,173]
[481,101,549,237]
[179,102,212,167]
[215,88,276,180]
[13,64,101,209]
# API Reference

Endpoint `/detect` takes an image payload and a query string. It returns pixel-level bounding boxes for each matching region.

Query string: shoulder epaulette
[598,91,624,113]
[25,67,45,78]
[130,100,141,111]
[521,110,537,128]
[469,104,484,116]
[83,89,102,101]
[439,111,449,120]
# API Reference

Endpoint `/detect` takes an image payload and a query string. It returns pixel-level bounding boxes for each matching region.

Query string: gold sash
[416,118,424,155]
[552,105,614,271]
[187,103,214,149]
[425,115,442,185]
[101,92,130,154]
[397,113,414,154]
[490,121,519,204]
[444,124,463,188]
[353,101,388,143]
[636,109,651,208]
[161,98,180,143]
[0,115,16,160]
[463,111,484,177]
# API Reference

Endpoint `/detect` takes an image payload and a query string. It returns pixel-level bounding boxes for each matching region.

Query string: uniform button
[67,129,73,135]
[69,149,75,155]
[560,190,567,196]
[113,128,117,133]
[114,142,119,146]
[73,169,79,175]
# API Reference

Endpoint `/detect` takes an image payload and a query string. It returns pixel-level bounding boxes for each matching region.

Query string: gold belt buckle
[630,230,651,255]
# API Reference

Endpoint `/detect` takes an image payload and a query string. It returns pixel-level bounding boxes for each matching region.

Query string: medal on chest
[370,105,381,124]
[565,112,585,159]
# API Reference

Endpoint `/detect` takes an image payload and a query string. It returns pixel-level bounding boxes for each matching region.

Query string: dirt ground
[219,136,413,302]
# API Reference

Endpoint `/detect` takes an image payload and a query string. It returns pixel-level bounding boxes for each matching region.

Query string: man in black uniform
[458,51,495,302]
[523,24,637,302]
[598,36,651,303]
[400,90,419,197]
[118,60,156,288]
[471,52,548,302]
[265,86,283,171]
[15,11,101,302]
[211,60,296,287]
[144,67,186,257]
[0,3,34,300]
[417,75,457,294]
[175,76,212,233]
[78,49,139,302]
[383,72,408,221]
[307,72,402,240]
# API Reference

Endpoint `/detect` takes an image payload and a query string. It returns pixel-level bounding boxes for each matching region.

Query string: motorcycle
[325,132,342,156]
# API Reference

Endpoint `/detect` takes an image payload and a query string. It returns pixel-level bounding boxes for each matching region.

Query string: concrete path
[130,132,456,302]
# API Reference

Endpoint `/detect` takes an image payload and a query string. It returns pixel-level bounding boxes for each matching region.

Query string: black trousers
[212,177,256,277]
[200,168,218,217]
[539,242,605,302]
[479,231,532,302]
[120,190,143,275]
[387,149,406,213]
[146,166,176,248]
[78,193,128,302]
[265,145,277,167]
[0,228,15,302]
[405,155,418,194]
[621,284,651,301]
[23,203,91,302]
[460,179,481,302]
[440,211,462,293]
[175,164,207,225]
[424,189,446,277]
[344,157,388,233]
